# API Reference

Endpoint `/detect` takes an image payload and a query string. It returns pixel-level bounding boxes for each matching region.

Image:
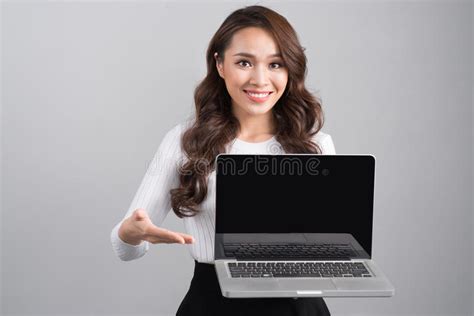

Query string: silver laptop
[214,154,395,298]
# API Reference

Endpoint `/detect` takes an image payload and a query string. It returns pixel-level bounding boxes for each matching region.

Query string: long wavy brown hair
[170,5,325,218]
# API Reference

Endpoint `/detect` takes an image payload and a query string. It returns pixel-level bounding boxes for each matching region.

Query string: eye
[270,62,284,69]
[236,60,251,68]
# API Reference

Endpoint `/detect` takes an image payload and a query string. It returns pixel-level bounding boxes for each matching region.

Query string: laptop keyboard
[224,243,356,260]
[227,261,372,278]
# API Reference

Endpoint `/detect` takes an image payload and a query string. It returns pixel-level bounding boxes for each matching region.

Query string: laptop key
[273,274,294,278]
[300,274,322,277]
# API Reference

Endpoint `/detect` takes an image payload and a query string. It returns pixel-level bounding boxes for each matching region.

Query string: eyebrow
[232,52,282,58]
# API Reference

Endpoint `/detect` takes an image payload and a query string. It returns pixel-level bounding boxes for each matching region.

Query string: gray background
[1,1,472,315]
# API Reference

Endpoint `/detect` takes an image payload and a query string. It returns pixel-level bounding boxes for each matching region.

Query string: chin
[246,104,274,115]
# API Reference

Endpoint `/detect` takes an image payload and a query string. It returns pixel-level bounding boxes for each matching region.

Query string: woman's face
[215,27,288,120]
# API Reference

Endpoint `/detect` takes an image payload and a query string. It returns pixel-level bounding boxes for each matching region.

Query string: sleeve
[320,134,336,155]
[110,124,183,261]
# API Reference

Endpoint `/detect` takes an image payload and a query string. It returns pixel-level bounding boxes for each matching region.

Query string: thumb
[133,208,148,221]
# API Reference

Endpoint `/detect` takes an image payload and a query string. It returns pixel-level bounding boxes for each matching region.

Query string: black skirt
[176,260,331,316]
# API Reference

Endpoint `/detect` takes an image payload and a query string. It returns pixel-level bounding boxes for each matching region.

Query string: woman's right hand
[118,208,195,246]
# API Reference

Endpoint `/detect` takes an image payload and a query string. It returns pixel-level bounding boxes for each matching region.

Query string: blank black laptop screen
[215,155,375,256]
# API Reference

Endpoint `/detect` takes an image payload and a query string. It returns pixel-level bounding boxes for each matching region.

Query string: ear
[214,52,224,79]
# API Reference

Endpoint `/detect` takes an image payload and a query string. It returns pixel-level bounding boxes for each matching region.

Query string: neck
[233,111,276,141]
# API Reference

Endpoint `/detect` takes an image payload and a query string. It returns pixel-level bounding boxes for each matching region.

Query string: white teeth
[246,91,270,98]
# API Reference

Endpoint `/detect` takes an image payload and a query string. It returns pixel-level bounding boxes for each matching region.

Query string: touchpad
[237,280,281,291]
[278,279,336,290]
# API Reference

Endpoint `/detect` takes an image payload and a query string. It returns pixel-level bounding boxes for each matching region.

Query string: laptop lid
[215,154,375,260]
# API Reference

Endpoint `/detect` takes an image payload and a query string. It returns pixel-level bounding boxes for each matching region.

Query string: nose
[249,64,270,87]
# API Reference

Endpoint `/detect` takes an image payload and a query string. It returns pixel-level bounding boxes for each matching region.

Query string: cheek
[227,71,247,88]
[273,72,288,92]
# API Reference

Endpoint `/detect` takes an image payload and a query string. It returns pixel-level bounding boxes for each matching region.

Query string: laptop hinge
[234,257,352,261]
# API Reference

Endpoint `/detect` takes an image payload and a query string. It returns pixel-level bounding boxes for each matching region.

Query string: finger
[146,235,193,245]
[178,233,195,244]
[145,236,175,244]
[146,226,185,244]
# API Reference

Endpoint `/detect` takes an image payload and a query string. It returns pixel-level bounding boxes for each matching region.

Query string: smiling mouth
[243,90,273,104]
[244,90,273,98]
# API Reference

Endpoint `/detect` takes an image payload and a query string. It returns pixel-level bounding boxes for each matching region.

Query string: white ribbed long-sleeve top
[110,120,336,263]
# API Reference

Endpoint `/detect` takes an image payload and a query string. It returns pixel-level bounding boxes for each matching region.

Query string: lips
[244,90,273,96]
[244,90,273,103]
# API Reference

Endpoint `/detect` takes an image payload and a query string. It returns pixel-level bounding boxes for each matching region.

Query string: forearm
[110,221,149,261]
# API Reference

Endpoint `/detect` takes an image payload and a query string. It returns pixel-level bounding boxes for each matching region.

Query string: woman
[111,5,335,316]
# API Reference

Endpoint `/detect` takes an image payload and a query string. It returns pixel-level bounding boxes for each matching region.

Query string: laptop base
[215,259,395,298]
